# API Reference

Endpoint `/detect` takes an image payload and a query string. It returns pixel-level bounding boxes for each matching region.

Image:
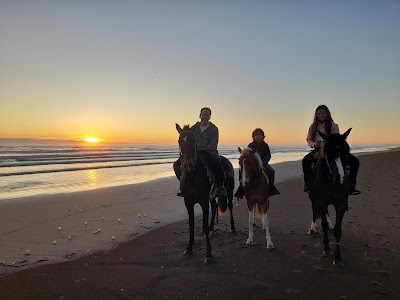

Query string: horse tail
[218,195,228,213]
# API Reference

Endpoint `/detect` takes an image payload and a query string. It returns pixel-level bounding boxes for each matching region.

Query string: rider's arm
[306,124,316,148]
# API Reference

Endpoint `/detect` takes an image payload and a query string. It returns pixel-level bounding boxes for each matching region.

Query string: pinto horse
[176,124,235,263]
[238,147,274,249]
[310,128,353,267]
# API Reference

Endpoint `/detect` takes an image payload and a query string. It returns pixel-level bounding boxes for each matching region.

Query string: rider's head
[312,105,335,139]
[199,107,211,125]
[252,128,265,143]
[315,105,331,123]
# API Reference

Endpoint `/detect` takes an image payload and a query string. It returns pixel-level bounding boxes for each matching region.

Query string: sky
[1,0,399,146]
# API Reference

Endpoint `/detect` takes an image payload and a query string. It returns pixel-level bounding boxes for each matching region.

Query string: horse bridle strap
[179,131,197,171]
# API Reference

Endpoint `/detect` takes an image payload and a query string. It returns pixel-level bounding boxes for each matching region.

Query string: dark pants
[173,150,225,186]
[264,164,275,185]
[302,151,359,188]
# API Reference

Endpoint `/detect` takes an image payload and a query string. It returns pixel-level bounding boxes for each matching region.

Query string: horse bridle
[179,130,197,173]
[324,152,347,185]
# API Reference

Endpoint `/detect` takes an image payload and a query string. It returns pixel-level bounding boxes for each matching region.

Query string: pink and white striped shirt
[306,122,340,148]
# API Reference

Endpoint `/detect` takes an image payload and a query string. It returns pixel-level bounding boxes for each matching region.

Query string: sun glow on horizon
[83,137,103,143]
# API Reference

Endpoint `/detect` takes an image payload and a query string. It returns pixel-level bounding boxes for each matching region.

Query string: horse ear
[176,123,182,133]
[342,128,352,139]
[238,146,242,154]
[317,130,328,140]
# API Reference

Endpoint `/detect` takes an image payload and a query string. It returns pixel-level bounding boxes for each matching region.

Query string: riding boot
[173,158,184,196]
[267,173,280,196]
[347,155,361,195]
[234,183,244,199]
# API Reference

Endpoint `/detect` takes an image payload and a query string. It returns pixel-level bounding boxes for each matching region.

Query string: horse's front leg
[262,212,274,249]
[333,207,346,267]
[228,199,236,233]
[325,213,334,230]
[209,198,218,236]
[184,202,194,255]
[308,196,318,235]
[246,205,255,245]
[201,202,213,263]
[321,208,332,256]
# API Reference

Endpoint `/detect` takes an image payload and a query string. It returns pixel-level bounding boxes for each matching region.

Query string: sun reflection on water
[87,170,98,187]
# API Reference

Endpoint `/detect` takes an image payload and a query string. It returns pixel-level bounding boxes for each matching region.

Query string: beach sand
[0,150,399,299]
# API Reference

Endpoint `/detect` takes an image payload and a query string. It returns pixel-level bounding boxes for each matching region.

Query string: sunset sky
[1,1,399,146]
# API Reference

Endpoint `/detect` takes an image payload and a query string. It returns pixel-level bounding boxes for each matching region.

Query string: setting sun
[83,137,103,143]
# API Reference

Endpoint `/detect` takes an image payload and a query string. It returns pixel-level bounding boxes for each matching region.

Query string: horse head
[176,123,197,173]
[317,128,352,185]
[238,147,262,186]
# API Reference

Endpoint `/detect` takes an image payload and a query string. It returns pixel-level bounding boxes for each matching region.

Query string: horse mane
[240,147,263,169]
[182,124,192,131]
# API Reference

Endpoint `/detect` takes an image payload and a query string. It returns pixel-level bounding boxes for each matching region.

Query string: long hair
[311,105,334,141]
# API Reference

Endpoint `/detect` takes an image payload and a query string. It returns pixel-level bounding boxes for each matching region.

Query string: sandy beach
[1,150,400,299]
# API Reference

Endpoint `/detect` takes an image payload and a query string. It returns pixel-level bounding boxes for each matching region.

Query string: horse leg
[308,196,318,235]
[246,205,255,245]
[209,198,218,236]
[333,207,346,267]
[184,203,194,255]
[321,208,332,256]
[252,208,256,227]
[262,212,274,249]
[308,210,318,235]
[201,202,213,263]
[228,198,236,233]
[325,213,334,230]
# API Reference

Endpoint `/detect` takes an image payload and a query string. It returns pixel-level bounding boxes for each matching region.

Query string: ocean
[0,142,395,200]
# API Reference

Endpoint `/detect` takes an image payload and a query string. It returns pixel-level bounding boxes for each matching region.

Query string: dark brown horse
[310,128,353,267]
[238,147,274,249]
[175,124,235,263]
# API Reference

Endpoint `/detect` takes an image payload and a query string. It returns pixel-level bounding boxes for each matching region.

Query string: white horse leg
[246,208,254,245]
[326,214,334,230]
[308,222,317,235]
[263,213,274,249]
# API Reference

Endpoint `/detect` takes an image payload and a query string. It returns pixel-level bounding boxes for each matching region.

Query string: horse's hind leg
[333,208,346,267]
[246,206,255,245]
[184,204,195,255]
[321,208,332,256]
[201,202,213,263]
[262,212,274,249]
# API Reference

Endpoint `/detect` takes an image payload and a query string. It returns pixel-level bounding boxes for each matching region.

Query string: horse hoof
[266,244,275,250]
[229,228,237,234]
[322,250,332,257]
[184,249,193,255]
[333,260,344,267]
[246,239,253,245]
[203,257,214,265]
[308,229,318,236]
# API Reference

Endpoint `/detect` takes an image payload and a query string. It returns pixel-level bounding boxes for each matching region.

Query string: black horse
[310,128,353,267]
[175,124,235,263]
